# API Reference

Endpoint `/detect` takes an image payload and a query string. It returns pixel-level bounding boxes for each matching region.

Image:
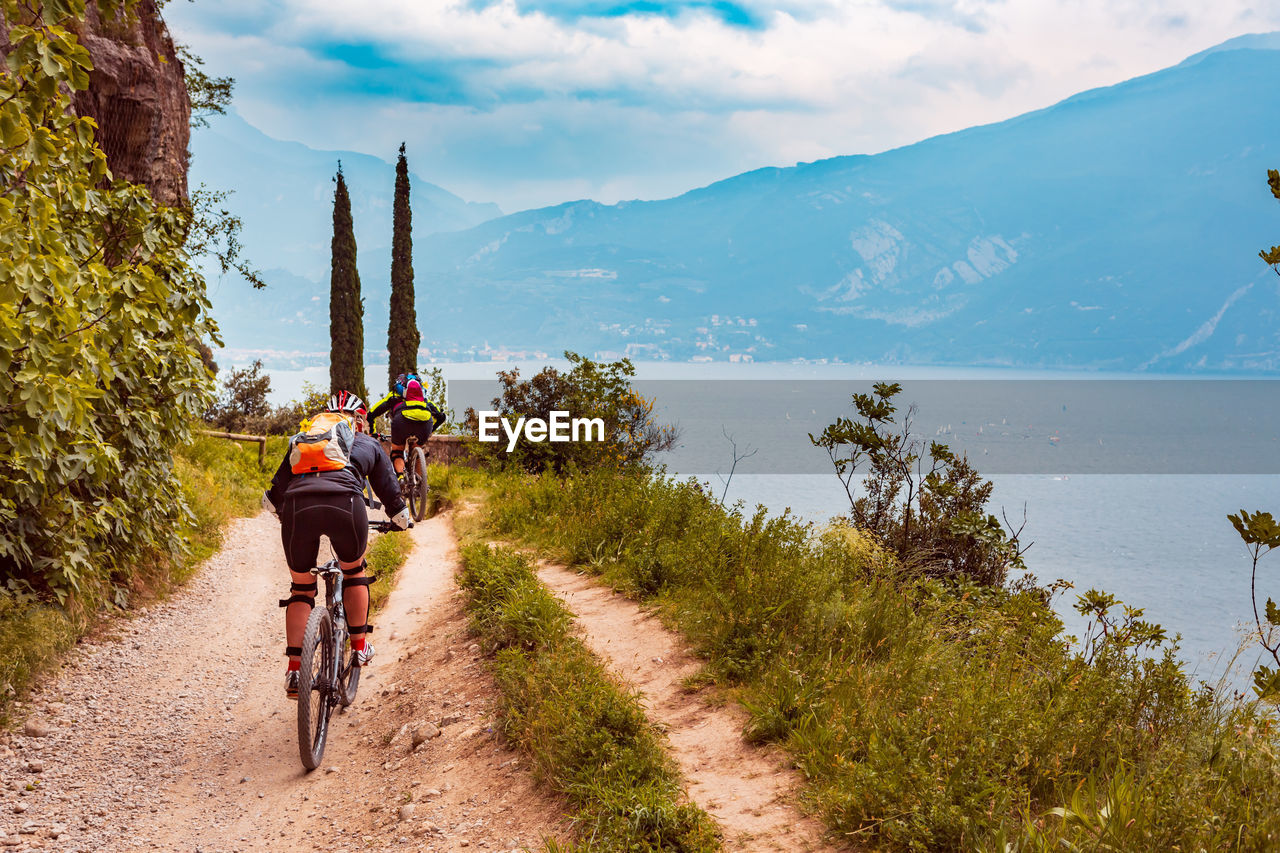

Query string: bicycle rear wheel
[408,446,429,521]
[297,605,335,770]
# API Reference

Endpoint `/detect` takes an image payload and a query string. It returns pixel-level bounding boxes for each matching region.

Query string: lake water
[252,359,1280,689]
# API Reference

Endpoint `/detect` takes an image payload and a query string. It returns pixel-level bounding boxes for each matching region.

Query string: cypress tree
[329,164,367,401]
[388,142,420,386]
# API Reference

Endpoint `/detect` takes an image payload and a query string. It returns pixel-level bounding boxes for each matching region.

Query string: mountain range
[197,34,1280,372]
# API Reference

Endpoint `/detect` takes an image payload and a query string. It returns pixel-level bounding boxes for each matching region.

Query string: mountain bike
[402,435,430,522]
[374,432,430,522]
[296,518,408,771]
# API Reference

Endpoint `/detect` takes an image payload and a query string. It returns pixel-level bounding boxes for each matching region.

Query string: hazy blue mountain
[409,38,1280,371]
[191,112,501,363]
[202,267,329,369]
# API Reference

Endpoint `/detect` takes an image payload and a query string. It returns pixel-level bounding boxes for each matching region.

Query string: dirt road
[0,507,847,852]
[0,512,567,852]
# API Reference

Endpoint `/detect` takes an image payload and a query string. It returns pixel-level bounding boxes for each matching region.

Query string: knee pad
[279,580,317,609]
[343,561,376,588]
[390,449,405,463]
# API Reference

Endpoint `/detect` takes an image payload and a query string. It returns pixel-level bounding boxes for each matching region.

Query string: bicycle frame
[310,561,348,715]
[312,560,347,630]
[372,431,425,456]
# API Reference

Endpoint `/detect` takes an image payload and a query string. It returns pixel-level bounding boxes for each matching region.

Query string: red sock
[287,659,300,672]
[351,636,366,652]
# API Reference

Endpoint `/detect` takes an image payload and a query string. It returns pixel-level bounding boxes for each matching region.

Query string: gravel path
[0,512,567,852]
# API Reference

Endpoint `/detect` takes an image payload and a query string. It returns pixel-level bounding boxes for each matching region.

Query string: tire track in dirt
[0,511,568,852]
[537,562,842,853]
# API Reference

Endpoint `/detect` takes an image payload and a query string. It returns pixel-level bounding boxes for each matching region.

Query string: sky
[164,0,1280,214]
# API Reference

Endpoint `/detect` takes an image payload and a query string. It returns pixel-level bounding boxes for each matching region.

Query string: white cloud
[166,0,1280,211]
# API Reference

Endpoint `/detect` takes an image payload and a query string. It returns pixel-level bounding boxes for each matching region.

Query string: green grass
[176,435,287,569]
[367,528,413,616]
[0,435,281,722]
[478,467,1280,852]
[0,596,87,724]
[457,541,721,852]
[426,461,488,511]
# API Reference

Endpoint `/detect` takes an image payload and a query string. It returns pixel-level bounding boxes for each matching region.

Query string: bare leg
[284,569,317,668]
[391,443,406,475]
[339,556,370,637]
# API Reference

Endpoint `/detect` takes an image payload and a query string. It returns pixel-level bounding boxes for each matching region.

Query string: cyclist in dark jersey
[369,374,446,477]
[263,391,410,699]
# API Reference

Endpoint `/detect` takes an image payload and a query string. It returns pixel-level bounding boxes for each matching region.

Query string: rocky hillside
[74,0,189,205]
[1,2,189,204]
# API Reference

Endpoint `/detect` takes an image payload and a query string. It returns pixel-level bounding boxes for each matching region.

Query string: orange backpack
[289,411,355,474]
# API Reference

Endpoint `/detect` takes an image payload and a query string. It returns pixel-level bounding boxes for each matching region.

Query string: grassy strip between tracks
[366,528,414,617]
[457,539,721,852]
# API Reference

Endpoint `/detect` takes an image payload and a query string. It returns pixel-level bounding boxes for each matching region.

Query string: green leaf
[1253,665,1280,702]
[1229,510,1280,549]
[0,5,217,605]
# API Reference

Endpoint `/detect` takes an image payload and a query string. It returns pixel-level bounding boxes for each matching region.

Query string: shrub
[463,352,677,473]
[207,377,328,436]
[810,381,1026,586]
[0,434,277,720]
[0,4,216,605]
[480,466,1280,851]
[205,359,271,431]
[1227,509,1280,702]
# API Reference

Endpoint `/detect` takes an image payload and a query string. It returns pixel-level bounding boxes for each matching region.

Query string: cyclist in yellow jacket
[369,373,446,476]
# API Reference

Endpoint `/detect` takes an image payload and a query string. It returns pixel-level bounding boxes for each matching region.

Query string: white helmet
[327,390,365,416]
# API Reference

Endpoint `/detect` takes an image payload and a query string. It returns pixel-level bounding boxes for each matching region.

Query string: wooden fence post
[199,429,268,466]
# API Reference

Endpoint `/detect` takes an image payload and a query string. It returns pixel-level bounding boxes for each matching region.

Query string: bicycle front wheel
[297,605,335,770]
[408,446,429,521]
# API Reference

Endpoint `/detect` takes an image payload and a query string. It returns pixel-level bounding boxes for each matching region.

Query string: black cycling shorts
[280,492,368,572]
[391,412,435,447]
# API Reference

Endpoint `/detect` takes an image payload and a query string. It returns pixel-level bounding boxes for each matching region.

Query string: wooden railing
[199,429,267,465]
